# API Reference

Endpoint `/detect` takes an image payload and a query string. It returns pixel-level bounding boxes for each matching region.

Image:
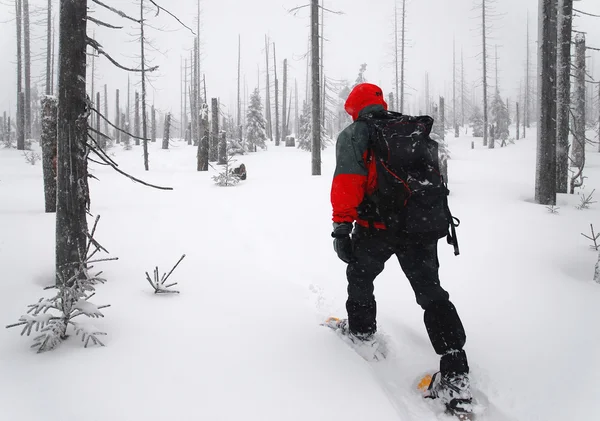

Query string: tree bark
[15,0,23,149]
[218,131,227,165]
[23,0,31,139]
[311,0,321,175]
[571,34,586,170]
[162,113,171,149]
[264,36,272,141]
[56,0,89,284]
[140,0,149,170]
[273,43,280,146]
[41,96,57,213]
[46,0,52,95]
[115,89,120,143]
[17,92,25,150]
[283,58,288,140]
[134,91,140,145]
[482,0,489,148]
[210,98,219,161]
[534,0,558,205]
[198,104,209,171]
[556,0,573,194]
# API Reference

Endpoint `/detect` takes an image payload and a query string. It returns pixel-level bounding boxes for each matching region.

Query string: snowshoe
[322,317,388,362]
[418,372,475,420]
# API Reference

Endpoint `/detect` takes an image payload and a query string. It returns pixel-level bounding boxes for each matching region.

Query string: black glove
[331,222,354,264]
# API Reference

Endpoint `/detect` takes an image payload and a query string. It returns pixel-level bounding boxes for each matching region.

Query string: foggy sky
[0,0,599,121]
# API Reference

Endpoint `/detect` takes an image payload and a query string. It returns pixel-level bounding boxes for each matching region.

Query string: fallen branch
[146,254,186,294]
[91,0,141,23]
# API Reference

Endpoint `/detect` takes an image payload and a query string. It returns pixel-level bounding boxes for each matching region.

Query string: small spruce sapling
[23,150,41,165]
[546,205,560,214]
[146,254,186,294]
[212,150,241,187]
[6,216,117,352]
[581,224,600,251]
[576,189,596,210]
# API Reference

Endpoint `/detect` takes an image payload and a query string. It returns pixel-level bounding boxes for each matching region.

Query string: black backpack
[357,110,460,255]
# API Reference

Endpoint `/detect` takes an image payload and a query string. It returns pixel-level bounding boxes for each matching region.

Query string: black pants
[346,225,469,374]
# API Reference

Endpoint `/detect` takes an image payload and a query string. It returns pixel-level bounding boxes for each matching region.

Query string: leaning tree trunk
[41,95,57,213]
[210,98,219,162]
[311,0,321,175]
[162,113,171,149]
[56,0,89,285]
[556,0,573,194]
[534,0,558,205]
[571,34,586,171]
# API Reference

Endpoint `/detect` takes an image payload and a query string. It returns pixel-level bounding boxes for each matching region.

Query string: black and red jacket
[331,83,388,229]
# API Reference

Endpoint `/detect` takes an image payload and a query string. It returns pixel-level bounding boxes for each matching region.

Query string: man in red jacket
[328,83,472,415]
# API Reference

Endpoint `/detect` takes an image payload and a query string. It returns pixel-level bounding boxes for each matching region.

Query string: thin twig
[162,254,186,285]
[147,0,195,35]
[574,8,600,18]
[87,16,123,29]
[87,37,159,73]
[91,0,141,23]
[89,106,151,141]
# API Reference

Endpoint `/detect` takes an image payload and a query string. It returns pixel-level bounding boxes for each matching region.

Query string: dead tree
[264,36,273,140]
[103,84,109,136]
[556,0,573,194]
[41,96,57,213]
[46,0,52,95]
[210,98,219,161]
[24,0,31,139]
[134,91,140,145]
[571,34,586,170]
[273,43,280,146]
[535,0,558,205]
[218,131,227,165]
[56,0,89,284]
[162,112,171,149]
[283,58,288,140]
[97,92,103,148]
[516,102,520,140]
[115,89,120,143]
[197,103,209,171]
[311,0,321,175]
[479,0,491,147]
[17,92,25,150]
[15,0,23,150]
[140,0,149,170]
[151,105,156,143]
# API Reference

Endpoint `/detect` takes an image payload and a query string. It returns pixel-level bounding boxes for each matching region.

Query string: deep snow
[1,130,600,421]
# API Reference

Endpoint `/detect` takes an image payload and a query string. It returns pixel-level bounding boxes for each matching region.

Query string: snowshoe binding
[418,371,475,420]
[322,317,388,362]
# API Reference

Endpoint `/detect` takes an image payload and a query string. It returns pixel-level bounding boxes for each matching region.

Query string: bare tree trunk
[16,0,23,149]
[571,34,586,170]
[198,104,209,171]
[525,14,530,130]
[535,0,558,205]
[140,0,149,170]
[162,113,171,149]
[41,96,57,213]
[264,36,272,141]
[311,0,321,175]
[23,0,31,139]
[46,0,52,95]
[295,78,299,136]
[482,0,489,148]
[115,89,120,143]
[127,75,130,135]
[103,84,108,136]
[184,58,188,142]
[400,0,406,113]
[453,37,457,137]
[134,91,140,145]
[516,102,520,140]
[273,43,280,146]
[96,92,103,148]
[17,92,25,150]
[556,0,573,194]
[218,131,227,165]
[56,0,89,284]
[210,98,219,161]
[237,34,241,130]
[440,97,445,141]
[283,58,288,140]
[151,105,156,143]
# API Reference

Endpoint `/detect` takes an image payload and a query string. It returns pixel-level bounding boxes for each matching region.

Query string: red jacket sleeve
[331,122,370,223]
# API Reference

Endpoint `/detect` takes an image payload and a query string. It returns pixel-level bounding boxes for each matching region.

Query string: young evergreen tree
[470,106,484,137]
[490,92,510,141]
[246,88,267,151]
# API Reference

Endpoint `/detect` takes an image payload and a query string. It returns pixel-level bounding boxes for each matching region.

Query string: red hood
[344,83,388,121]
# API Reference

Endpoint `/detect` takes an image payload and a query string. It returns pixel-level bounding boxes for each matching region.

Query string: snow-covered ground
[1,130,600,421]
